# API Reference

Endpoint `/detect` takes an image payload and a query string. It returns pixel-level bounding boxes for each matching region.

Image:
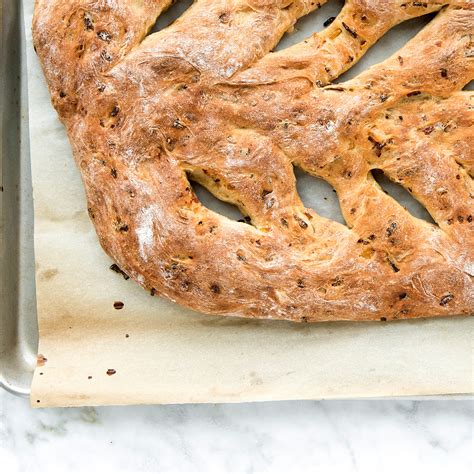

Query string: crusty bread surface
[32,0,474,321]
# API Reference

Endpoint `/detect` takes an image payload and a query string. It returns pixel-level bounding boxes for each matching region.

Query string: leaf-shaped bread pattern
[33,0,473,321]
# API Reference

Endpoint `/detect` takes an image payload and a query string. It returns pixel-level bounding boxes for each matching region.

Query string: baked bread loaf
[33,0,473,322]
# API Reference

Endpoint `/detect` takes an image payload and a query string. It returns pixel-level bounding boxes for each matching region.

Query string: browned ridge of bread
[32,0,473,322]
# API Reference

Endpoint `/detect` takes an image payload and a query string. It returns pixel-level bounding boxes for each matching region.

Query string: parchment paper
[24,0,473,407]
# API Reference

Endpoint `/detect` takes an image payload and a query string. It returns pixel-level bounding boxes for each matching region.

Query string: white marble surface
[1,389,472,472]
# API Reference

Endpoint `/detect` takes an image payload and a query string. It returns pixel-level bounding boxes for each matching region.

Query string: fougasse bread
[32,0,473,322]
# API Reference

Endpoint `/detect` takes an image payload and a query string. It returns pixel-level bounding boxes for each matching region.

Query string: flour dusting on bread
[32,0,473,321]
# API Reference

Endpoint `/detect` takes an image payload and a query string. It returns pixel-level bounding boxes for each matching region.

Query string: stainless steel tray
[0,0,38,396]
[1,0,471,401]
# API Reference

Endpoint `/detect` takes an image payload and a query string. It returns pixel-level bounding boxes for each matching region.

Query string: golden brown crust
[33,0,473,322]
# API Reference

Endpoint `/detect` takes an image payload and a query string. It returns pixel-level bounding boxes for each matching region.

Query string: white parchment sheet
[24,0,473,407]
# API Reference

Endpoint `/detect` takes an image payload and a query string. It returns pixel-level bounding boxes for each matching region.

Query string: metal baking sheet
[1,0,472,400]
[0,0,38,396]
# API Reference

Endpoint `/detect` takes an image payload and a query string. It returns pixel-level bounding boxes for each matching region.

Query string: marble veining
[1,390,472,472]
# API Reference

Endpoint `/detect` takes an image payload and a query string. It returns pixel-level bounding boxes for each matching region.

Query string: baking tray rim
[0,0,38,397]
